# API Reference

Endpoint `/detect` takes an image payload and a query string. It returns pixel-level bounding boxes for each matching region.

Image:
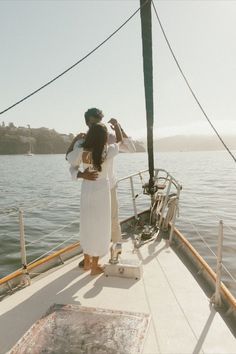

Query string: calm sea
[0,151,235,296]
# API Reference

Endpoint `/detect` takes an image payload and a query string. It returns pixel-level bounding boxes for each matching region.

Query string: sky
[1,0,236,140]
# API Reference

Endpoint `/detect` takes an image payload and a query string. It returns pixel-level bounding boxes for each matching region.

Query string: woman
[78,123,121,275]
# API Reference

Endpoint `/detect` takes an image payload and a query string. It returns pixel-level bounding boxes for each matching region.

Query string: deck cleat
[105,242,142,280]
[109,242,122,264]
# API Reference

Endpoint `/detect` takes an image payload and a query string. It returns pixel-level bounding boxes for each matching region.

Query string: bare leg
[111,187,122,242]
[83,254,91,271]
[90,256,104,275]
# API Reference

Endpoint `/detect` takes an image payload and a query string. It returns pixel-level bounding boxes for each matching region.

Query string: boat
[25,126,34,156]
[25,141,33,156]
[0,1,235,353]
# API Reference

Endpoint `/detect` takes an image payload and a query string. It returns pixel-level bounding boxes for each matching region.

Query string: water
[0,152,235,296]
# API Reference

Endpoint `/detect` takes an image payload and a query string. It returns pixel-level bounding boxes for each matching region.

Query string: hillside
[0,123,73,154]
[153,135,236,152]
[133,140,146,152]
[0,123,146,154]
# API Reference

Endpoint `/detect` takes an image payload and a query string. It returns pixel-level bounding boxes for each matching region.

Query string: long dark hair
[82,124,108,171]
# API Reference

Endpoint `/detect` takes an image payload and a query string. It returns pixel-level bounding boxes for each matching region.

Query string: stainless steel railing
[117,168,182,243]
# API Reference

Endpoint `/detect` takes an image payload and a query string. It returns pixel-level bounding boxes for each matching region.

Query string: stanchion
[19,209,30,286]
[211,220,224,307]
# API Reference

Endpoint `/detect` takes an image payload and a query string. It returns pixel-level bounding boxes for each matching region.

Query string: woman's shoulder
[66,146,83,166]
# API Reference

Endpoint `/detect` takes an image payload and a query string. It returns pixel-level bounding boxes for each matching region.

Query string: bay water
[0,151,235,296]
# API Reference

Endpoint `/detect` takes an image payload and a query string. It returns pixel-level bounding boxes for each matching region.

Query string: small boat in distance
[25,151,33,156]
[25,124,34,156]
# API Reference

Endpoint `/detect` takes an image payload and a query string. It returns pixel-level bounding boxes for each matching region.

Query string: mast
[140,0,155,191]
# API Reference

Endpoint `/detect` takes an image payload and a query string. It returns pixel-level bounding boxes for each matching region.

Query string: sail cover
[140,0,155,185]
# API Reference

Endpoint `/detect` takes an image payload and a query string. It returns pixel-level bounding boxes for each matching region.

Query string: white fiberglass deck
[0,239,235,354]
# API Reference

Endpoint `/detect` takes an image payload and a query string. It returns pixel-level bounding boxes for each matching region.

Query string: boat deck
[0,239,235,354]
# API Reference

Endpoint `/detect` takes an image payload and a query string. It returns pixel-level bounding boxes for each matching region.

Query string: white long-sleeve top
[67,134,136,189]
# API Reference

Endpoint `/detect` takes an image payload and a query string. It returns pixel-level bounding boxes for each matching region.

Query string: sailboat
[25,126,34,156]
[26,141,33,156]
[0,1,235,353]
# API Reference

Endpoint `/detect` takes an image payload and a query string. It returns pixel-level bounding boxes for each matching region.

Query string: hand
[66,132,86,156]
[108,118,119,130]
[76,132,86,140]
[78,168,98,180]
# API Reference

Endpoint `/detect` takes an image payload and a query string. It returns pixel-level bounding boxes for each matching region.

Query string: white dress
[78,144,119,257]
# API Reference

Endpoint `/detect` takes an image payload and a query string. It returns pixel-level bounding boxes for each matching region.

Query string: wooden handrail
[173,227,236,309]
[0,242,80,286]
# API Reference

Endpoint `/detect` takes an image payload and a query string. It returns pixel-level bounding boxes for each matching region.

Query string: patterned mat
[10,304,151,354]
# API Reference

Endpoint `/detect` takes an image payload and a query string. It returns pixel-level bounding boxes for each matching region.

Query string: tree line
[0,122,73,154]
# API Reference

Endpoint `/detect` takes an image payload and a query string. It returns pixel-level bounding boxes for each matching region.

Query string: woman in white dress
[77,123,121,275]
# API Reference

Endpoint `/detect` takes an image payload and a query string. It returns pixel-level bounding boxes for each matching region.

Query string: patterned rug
[10,304,151,354]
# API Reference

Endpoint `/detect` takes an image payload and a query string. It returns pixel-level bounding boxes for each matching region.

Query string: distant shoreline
[1,123,235,154]
[1,149,235,156]
[151,135,236,153]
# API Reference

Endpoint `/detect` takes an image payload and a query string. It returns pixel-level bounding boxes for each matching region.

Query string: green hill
[0,123,73,154]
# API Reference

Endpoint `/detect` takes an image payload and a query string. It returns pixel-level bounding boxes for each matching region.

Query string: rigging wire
[28,235,79,265]
[0,0,148,116]
[151,1,236,164]
[181,216,236,283]
[27,219,78,246]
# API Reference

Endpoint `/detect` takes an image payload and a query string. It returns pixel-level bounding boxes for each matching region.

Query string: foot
[84,261,91,271]
[78,259,85,268]
[90,266,104,275]
[83,255,91,271]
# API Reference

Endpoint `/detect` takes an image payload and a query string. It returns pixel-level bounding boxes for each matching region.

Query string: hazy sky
[1,0,236,139]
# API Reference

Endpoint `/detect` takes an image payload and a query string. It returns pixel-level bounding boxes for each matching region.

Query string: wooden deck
[0,239,235,353]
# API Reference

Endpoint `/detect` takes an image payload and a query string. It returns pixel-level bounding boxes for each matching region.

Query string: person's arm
[120,127,128,138]
[77,168,98,181]
[108,118,123,143]
[119,136,136,153]
[119,124,136,153]
[66,133,86,158]
[108,119,136,153]
[109,118,128,138]
[70,167,98,181]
